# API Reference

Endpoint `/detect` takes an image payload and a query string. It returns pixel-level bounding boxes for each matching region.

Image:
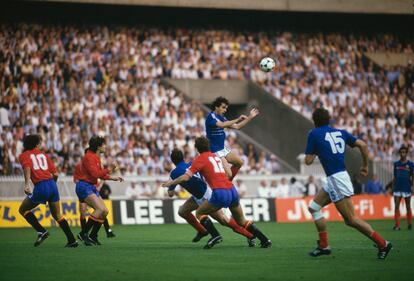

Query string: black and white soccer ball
[259,57,276,72]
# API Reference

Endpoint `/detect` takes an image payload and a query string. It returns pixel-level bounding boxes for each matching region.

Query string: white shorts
[393,191,412,198]
[215,147,231,158]
[192,187,212,206]
[323,171,353,203]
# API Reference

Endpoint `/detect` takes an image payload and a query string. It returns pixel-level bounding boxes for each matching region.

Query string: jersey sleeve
[169,171,178,191]
[305,130,316,155]
[186,156,205,177]
[205,113,218,127]
[19,154,31,169]
[393,162,397,177]
[46,155,57,175]
[83,154,111,180]
[342,130,357,147]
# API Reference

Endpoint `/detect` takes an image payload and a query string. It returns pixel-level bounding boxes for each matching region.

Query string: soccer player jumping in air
[75,136,123,246]
[388,145,413,230]
[18,134,78,248]
[305,108,392,259]
[163,137,271,249]
[205,97,259,180]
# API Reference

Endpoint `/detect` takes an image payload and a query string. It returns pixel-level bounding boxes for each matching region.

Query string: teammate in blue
[205,96,259,180]
[305,108,392,259]
[168,148,256,245]
[389,145,413,230]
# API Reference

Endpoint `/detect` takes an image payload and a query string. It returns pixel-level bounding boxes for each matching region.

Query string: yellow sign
[0,200,113,228]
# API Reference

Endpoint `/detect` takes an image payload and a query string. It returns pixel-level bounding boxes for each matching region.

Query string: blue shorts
[208,187,239,208]
[76,180,100,201]
[28,179,60,205]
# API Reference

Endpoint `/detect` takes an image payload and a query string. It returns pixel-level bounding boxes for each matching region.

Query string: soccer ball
[260,57,276,72]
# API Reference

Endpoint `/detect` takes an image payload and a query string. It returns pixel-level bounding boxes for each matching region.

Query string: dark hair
[399,145,409,153]
[211,96,229,110]
[312,108,330,127]
[170,148,184,165]
[23,134,41,151]
[88,136,105,152]
[195,136,210,153]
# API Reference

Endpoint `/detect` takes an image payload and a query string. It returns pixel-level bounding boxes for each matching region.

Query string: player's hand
[249,108,259,118]
[24,186,32,196]
[112,176,124,182]
[237,115,247,122]
[360,166,368,177]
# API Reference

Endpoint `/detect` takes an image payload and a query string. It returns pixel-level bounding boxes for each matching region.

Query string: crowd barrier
[1,195,411,228]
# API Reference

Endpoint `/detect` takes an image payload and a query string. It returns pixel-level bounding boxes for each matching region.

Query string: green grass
[0,221,413,281]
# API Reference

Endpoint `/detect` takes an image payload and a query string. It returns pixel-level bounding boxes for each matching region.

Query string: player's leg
[308,188,332,256]
[103,218,116,238]
[210,209,254,239]
[81,194,108,245]
[335,198,392,259]
[224,151,244,180]
[195,201,222,249]
[19,198,49,246]
[49,201,78,247]
[179,197,208,242]
[404,195,412,229]
[229,203,271,248]
[79,201,88,233]
[393,195,402,230]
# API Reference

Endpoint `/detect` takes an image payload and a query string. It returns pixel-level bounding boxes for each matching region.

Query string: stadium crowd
[0,23,413,177]
[0,23,282,176]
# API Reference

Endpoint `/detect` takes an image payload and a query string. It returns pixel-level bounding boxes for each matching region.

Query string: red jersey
[186,151,233,189]
[77,150,110,185]
[73,163,82,183]
[18,149,57,184]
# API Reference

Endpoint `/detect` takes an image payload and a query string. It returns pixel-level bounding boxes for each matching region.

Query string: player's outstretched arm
[354,139,369,177]
[231,108,259,130]
[216,116,245,129]
[162,174,191,188]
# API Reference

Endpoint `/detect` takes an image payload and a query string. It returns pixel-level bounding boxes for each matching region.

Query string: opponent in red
[18,134,78,247]
[75,136,123,246]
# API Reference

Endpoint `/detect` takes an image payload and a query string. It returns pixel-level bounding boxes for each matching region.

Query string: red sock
[227,218,254,239]
[370,232,386,249]
[230,166,241,180]
[318,231,328,249]
[184,213,207,234]
[407,207,412,226]
[394,209,401,227]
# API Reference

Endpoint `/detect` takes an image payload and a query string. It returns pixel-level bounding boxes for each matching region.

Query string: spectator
[269,180,279,198]
[257,180,271,198]
[364,175,384,194]
[289,177,306,197]
[275,177,290,198]
[125,181,141,200]
[305,175,319,197]
[236,179,247,198]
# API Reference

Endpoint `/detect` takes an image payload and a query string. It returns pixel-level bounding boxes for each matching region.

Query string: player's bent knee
[178,207,187,218]
[308,200,324,220]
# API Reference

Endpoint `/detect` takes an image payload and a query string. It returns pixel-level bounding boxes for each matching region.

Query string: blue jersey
[169,161,207,199]
[305,125,357,176]
[393,160,414,192]
[205,112,227,152]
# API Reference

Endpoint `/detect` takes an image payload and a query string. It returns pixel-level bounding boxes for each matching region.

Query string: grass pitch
[0,220,413,281]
